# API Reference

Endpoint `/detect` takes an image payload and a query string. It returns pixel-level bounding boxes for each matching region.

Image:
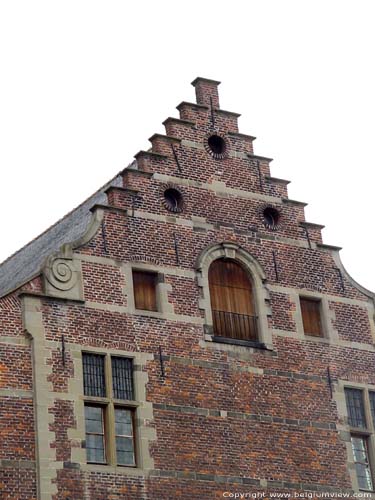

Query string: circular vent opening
[207,135,226,157]
[164,188,183,213]
[263,207,280,230]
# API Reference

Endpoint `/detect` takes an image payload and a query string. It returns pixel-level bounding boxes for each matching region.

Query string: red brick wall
[1,79,373,499]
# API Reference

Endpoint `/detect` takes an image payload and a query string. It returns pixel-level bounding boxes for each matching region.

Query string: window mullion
[105,355,116,466]
[365,391,374,433]
[106,355,114,400]
[106,401,116,466]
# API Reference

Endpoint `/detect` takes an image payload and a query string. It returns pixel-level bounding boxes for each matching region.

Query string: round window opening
[164,188,183,213]
[207,135,227,158]
[263,207,280,230]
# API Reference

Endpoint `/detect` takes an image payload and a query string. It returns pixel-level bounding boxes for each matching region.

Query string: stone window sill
[81,463,147,476]
[209,335,271,350]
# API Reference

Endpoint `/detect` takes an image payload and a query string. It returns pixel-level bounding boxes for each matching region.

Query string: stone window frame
[196,242,273,349]
[82,351,139,468]
[76,346,155,476]
[337,380,375,493]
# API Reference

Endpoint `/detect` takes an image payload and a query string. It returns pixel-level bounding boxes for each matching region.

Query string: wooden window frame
[208,258,258,343]
[196,242,273,350]
[83,352,139,468]
[299,296,324,338]
[84,404,107,464]
[132,269,159,312]
[344,386,375,491]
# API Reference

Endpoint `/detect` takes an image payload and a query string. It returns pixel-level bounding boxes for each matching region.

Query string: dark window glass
[345,388,366,428]
[133,271,157,311]
[351,436,373,490]
[82,353,106,397]
[115,408,135,466]
[85,405,106,463]
[300,298,323,337]
[112,357,134,400]
[369,392,375,427]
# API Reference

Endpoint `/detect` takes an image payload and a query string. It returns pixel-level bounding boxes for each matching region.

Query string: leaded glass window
[85,405,106,463]
[115,408,135,466]
[351,436,373,491]
[83,353,136,467]
[345,388,366,428]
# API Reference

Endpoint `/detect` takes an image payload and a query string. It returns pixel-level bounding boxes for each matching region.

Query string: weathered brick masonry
[0,78,374,499]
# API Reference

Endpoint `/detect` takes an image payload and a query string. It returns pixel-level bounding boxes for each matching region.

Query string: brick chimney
[191,77,221,108]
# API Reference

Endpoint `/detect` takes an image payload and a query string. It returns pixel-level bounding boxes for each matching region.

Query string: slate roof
[0,170,126,298]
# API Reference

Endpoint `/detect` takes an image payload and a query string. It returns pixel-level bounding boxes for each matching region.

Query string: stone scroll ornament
[43,250,83,300]
[45,255,77,292]
[44,254,78,292]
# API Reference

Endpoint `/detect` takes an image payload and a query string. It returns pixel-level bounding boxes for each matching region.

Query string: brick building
[0,77,374,499]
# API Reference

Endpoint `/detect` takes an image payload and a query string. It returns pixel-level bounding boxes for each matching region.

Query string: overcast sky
[0,1,374,292]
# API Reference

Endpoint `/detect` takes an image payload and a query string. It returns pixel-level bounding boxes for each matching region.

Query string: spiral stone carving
[45,255,77,291]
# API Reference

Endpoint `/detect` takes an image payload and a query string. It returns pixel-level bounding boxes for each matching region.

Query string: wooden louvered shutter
[208,259,256,340]
[133,271,157,311]
[300,298,322,337]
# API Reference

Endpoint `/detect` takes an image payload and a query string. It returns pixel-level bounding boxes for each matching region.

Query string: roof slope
[0,173,124,298]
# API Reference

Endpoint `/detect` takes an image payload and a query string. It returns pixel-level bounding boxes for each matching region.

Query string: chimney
[191,77,221,108]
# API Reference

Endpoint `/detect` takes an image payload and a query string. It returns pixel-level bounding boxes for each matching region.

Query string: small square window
[300,297,323,337]
[132,271,158,312]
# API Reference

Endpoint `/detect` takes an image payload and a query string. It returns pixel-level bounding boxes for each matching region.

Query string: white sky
[0,1,374,292]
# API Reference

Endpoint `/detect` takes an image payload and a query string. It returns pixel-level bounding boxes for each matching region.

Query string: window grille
[112,357,134,400]
[83,353,106,397]
[369,392,375,427]
[345,388,366,428]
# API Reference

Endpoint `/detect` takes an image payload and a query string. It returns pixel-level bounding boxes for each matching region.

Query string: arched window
[208,258,257,341]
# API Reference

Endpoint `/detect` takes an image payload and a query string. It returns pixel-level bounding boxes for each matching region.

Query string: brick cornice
[123,166,154,178]
[228,130,257,141]
[176,101,209,111]
[162,117,196,127]
[134,150,168,161]
[265,175,291,185]
[148,133,181,144]
[191,77,221,86]
[300,221,325,230]
[104,186,140,196]
[247,152,274,162]
[282,197,308,207]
